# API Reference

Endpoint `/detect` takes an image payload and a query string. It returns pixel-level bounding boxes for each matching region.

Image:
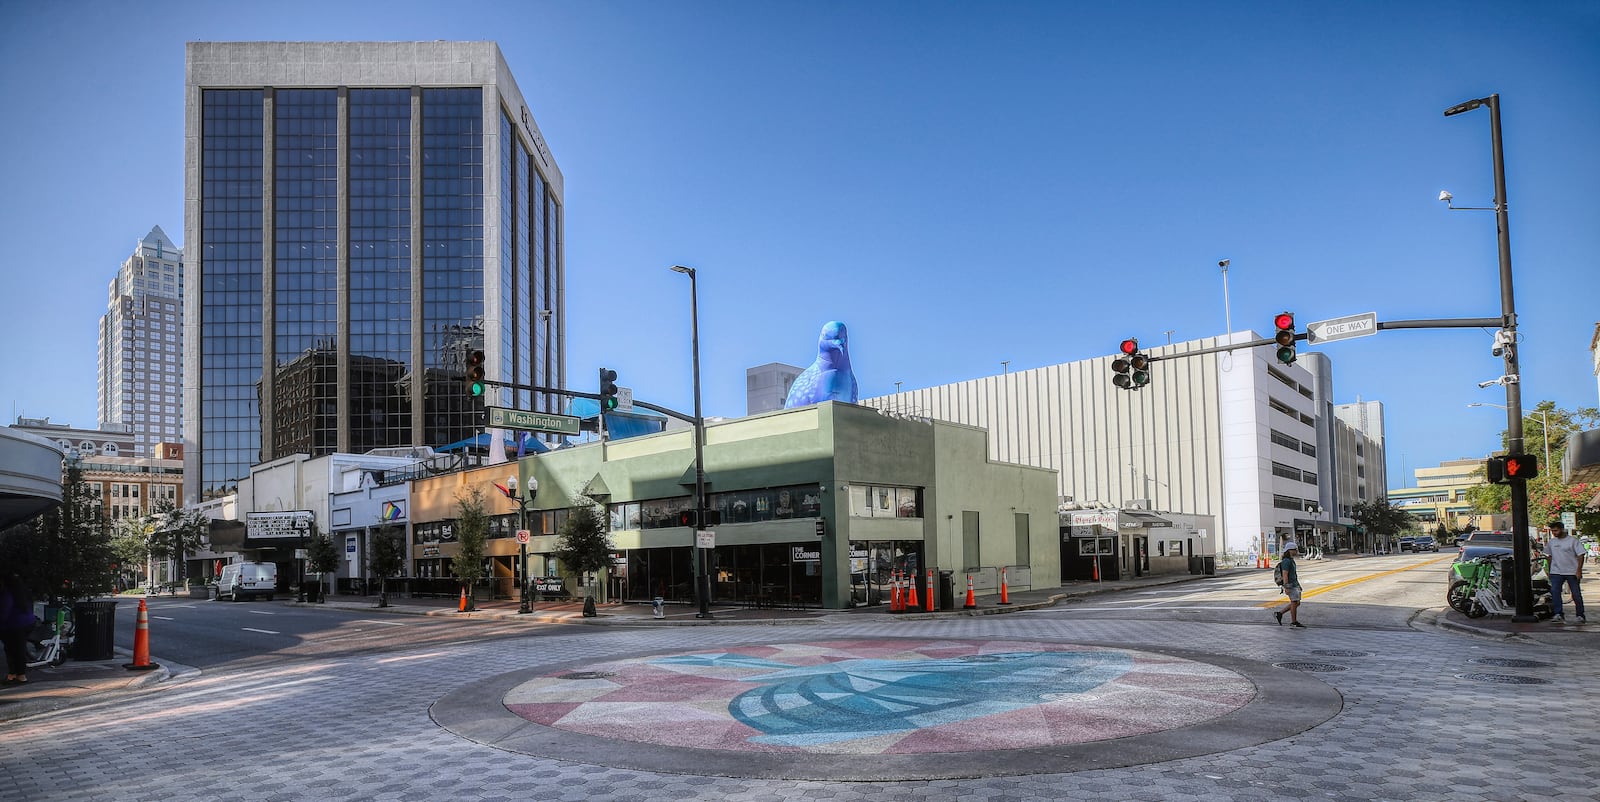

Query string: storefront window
[848,484,922,519]
[707,484,822,525]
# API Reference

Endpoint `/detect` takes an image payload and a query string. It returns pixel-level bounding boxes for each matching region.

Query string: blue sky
[2,1,1597,488]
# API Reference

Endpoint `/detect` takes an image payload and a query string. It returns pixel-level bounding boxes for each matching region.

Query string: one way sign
[1305,312,1378,344]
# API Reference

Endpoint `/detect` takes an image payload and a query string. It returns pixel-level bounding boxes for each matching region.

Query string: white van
[217,561,278,602]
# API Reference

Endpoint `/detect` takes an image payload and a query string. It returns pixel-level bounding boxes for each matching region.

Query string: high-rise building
[183,42,565,502]
[746,362,803,415]
[99,226,184,456]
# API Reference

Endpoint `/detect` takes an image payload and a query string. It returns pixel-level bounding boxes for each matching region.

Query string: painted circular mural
[503,639,1256,755]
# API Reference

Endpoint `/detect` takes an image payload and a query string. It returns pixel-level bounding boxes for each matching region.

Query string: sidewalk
[6,564,1596,722]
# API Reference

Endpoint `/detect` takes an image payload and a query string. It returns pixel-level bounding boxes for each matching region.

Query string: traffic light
[677,509,698,528]
[1486,454,1538,484]
[466,350,487,397]
[1273,312,1297,365]
[598,368,619,411]
[677,509,721,528]
[1111,338,1150,390]
[1503,454,1538,482]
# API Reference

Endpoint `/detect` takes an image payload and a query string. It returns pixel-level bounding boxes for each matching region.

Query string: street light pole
[671,264,713,619]
[1446,93,1534,621]
[503,475,538,614]
[1467,402,1551,470]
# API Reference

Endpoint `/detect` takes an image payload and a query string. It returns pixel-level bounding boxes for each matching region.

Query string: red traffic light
[1274,313,1295,331]
[1120,338,1139,355]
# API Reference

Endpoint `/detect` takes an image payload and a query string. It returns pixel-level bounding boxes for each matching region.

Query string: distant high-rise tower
[183,42,565,502]
[746,363,804,415]
[98,226,184,456]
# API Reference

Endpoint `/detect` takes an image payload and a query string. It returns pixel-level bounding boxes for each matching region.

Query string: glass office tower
[184,42,564,502]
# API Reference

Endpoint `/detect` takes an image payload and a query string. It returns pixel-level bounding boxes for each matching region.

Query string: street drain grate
[557,671,617,680]
[1274,662,1348,673]
[1469,657,1552,669]
[1310,649,1372,658]
[1456,672,1549,685]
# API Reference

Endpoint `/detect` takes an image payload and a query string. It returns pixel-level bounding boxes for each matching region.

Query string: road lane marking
[1257,555,1454,607]
[153,615,175,620]
[351,619,406,626]
[241,627,280,635]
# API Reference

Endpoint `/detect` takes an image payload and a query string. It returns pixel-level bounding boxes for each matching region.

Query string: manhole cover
[1455,672,1549,685]
[1274,662,1348,673]
[557,671,616,680]
[1469,657,1552,669]
[1310,649,1372,658]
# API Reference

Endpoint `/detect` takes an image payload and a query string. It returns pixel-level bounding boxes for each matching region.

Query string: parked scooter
[1447,555,1552,619]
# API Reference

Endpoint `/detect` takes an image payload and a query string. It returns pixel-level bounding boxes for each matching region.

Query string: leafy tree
[553,497,613,602]
[0,462,115,604]
[305,529,340,602]
[367,526,407,608]
[146,502,210,586]
[1466,401,1600,533]
[453,487,489,611]
[1352,498,1415,550]
[110,520,149,590]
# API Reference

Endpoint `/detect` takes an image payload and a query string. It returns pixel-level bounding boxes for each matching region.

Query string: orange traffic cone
[963,574,977,609]
[1092,556,1101,582]
[124,598,158,671]
[904,571,919,610]
[458,586,468,612]
[998,567,1011,605]
[889,571,902,613]
[925,569,935,612]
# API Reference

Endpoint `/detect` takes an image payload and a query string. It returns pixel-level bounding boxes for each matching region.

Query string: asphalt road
[109,595,591,671]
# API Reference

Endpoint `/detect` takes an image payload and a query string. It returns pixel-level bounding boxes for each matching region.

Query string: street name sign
[488,406,580,435]
[1305,312,1378,344]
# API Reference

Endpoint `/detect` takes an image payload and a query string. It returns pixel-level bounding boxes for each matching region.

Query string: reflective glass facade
[272,89,339,455]
[348,89,413,452]
[420,88,485,446]
[199,89,264,498]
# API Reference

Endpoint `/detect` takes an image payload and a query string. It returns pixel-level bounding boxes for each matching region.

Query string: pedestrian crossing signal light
[466,350,487,397]
[1273,312,1297,365]
[1111,338,1150,390]
[1486,454,1538,484]
[677,509,698,528]
[599,368,619,411]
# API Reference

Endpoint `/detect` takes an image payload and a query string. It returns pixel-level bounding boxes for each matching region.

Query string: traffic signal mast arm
[1132,316,1502,362]
[472,377,699,425]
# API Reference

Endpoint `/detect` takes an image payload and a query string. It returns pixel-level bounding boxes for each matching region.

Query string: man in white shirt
[1545,520,1586,625]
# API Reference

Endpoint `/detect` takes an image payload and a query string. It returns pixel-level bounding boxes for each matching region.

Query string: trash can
[1188,556,1203,575]
[301,580,323,603]
[71,600,118,661]
[1202,556,1216,576]
[1501,558,1516,605]
[937,571,956,611]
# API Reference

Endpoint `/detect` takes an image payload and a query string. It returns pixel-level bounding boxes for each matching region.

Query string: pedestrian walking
[1272,542,1306,628]
[0,573,38,685]
[1545,520,1586,625]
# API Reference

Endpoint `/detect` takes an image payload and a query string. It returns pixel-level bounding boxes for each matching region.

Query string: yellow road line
[1257,555,1455,607]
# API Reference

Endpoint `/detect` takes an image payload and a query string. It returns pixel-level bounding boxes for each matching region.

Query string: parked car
[1460,530,1515,546]
[215,561,278,602]
[1399,537,1418,552]
[1412,536,1439,553]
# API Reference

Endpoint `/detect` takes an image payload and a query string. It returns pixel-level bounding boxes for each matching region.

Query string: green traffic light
[1276,346,1296,364]
[471,381,486,397]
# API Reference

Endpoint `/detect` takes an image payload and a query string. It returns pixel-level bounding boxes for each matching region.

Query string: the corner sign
[488,406,580,435]
[1305,312,1377,344]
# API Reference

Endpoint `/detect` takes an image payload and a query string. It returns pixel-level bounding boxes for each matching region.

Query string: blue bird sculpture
[784,321,858,408]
